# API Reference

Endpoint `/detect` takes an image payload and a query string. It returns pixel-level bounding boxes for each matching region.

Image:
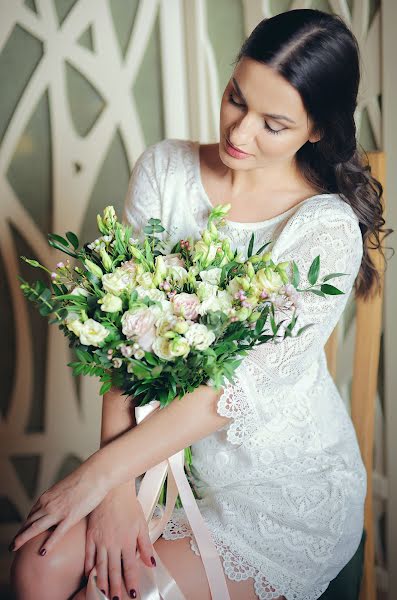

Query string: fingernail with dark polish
[151,555,156,567]
[39,548,46,556]
[130,590,137,599]
[8,542,15,552]
[112,596,119,600]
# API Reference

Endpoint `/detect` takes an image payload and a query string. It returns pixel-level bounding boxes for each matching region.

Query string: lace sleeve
[122,145,162,237]
[212,203,364,446]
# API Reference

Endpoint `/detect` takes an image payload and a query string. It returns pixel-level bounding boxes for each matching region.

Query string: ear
[308,126,323,144]
[309,133,322,143]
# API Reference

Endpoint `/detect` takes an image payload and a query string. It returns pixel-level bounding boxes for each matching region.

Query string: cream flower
[99,293,123,312]
[196,281,217,302]
[102,268,134,296]
[79,319,109,347]
[183,323,215,351]
[169,337,190,358]
[152,337,174,361]
[65,315,85,337]
[254,268,284,294]
[199,268,222,286]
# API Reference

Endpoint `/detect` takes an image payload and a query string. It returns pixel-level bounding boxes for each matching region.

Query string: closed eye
[227,92,284,136]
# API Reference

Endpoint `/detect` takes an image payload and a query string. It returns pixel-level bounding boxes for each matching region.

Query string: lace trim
[162,508,329,600]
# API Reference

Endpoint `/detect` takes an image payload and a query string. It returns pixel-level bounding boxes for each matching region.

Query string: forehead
[232,57,307,123]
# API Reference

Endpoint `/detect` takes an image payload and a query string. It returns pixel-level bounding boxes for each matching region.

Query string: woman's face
[219,57,320,167]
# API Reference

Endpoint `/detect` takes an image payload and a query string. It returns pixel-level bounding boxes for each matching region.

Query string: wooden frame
[325,151,386,600]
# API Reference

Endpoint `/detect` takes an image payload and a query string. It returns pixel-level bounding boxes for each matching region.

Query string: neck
[216,147,302,196]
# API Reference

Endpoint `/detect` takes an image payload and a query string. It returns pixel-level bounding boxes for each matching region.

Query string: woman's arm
[99,388,138,496]
[90,384,231,494]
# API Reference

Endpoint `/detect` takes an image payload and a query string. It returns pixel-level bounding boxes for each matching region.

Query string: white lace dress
[123,138,367,600]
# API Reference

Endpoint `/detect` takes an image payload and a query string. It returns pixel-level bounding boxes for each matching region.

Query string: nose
[230,112,260,146]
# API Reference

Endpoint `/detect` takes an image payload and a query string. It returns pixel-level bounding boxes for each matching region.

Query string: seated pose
[10,8,389,600]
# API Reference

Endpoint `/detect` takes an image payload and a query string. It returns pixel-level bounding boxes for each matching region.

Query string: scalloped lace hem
[161,511,329,600]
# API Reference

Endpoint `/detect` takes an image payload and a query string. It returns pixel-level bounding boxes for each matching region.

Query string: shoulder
[287,193,361,236]
[134,138,195,175]
[273,193,363,260]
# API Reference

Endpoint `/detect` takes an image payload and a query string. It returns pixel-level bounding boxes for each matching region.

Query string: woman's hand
[84,482,155,599]
[10,454,109,555]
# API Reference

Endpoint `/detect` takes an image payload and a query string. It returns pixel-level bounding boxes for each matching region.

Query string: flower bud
[103,206,117,229]
[96,214,107,235]
[100,248,113,272]
[84,259,103,279]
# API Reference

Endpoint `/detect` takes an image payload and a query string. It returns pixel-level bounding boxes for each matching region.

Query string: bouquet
[19,204,346,506]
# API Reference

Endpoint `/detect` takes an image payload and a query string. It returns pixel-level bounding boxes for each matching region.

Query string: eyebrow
[232,77,296,124]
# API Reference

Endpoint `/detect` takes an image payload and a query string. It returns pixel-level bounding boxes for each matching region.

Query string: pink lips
[225,137,252,159]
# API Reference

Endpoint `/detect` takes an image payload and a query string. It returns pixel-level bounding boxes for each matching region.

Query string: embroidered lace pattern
[124,138,367,600]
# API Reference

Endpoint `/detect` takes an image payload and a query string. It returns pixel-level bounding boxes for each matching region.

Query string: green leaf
[297,323,314,336]
[256,241,272,254]
[308,255,320,286]
[320,283,344,295]
[100,380,112,395]
[39,304,53,316]
[322,272,348,282]
[47,239,78,258]
[292,261,300,288]
[247,233,255,258]
[48,233,69,247]
[309,289,326,297]
[144,352,158,366]
[66,231,79,249]
[39,288,52,302]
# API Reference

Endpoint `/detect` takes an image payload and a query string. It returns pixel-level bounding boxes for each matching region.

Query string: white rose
[169,337,190,358]
[167,265,188,285]
[155,314,177,337]
[66,316,85,337]
[199,268,222,286]
[102,268,134,296]
[136,271,155,289]
[79,319,109,346]
[184,323,215,350]
[197,295,222,315]
[196,281,217,302]
[99,293,123,312]
[135,286,173,313]
[152,337,175,361]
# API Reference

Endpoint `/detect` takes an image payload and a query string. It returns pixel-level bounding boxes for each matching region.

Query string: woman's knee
[10,519,87,598]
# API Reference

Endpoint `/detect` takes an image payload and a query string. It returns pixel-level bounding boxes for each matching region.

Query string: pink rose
[163,253,186,268]
[121,308,156,351]
[171,292,200,320]
[120,259,138,275]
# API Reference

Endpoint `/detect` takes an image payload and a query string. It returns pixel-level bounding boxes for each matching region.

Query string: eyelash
[227,92,283,135]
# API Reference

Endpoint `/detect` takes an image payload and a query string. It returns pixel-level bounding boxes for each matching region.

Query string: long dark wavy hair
[233,9,393,300]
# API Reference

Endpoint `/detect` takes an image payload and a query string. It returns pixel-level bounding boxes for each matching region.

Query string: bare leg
[10,518,88,600]
[152,535,286,600]
[10,521,285,600]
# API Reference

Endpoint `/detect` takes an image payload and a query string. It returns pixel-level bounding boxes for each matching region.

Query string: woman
[9,9,391,600]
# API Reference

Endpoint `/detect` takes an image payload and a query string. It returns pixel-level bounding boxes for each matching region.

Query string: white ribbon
[86,400,230,600]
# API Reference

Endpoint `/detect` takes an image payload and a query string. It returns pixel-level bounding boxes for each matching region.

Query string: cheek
[258,132,302,157]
